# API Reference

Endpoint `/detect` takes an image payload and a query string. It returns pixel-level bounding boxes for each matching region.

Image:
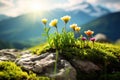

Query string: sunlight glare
[86,0,96,4]
[30,3,42,12]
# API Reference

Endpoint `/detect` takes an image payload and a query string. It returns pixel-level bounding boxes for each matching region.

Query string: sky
[0,0,120,17]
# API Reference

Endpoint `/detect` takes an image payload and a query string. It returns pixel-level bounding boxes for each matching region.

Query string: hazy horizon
[0,0,120,17]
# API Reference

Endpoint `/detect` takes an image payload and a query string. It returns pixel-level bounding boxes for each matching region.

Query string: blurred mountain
[0,3,110,49]
[0,40,13,49]
[81,12,120,41]
[0,14,10,21]
[0,14,45,49]
[66,2,110,17]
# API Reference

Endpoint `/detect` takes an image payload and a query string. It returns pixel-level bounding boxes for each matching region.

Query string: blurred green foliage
[0,61,50,80]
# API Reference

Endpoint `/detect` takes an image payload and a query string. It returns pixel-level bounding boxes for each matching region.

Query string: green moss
[0,61,50,80]
[30,41,120,64]
[99,72,120,80]
[29,43,49,55]
[0,61,28,80]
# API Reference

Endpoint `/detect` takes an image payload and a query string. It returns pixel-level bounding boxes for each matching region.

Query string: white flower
[70,24,77,30]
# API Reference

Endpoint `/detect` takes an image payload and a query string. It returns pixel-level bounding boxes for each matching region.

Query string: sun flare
[30,3,42,12]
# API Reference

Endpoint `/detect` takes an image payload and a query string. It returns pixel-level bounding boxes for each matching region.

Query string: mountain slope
[81,12,120,41]
[69,2,110,17]
[0,40,13,49]
[0,14,10,21]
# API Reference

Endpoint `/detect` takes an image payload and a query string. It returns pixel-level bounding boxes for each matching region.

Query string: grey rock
[8,49,19,52]
[94,33,109,42]
[50,59,76,80]
[115,39,120,45]
[31,52,50,61]
[72,59,101,73]
[0,49,19,61]
[16,52,76,80]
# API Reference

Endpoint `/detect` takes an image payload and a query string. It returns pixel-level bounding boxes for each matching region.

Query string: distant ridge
[81,12,120,41]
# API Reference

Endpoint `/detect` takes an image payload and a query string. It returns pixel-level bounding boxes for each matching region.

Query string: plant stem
[64,23,67,32]
[74,31,76,38]
[83,41,85,48]
[54,25,59,75]
[81,41,82,48]
[54,49,59,75]
[93,41,94,48]
[44,24,46,28]
[56,27,58,33]
[47,31,50,47]
[87,36,90,46]
[44,25,50,47]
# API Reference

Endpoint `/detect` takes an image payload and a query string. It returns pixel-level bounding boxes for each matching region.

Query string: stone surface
[0,49,19,61]
[0,49,76,80]
[71,59,101,73]
[16,52,76,80]
[94,33,109,42]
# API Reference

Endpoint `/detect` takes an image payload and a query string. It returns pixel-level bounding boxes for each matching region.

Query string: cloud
[97,0,120,3]
[86,0,120,11]
[86,0,120,4]
[0,0,120,17]
[0,0,26,17]
[53,0,85,10]
[68,0,84,5]
[0,0,42,17]
[0,0,82,17]
[0,0,14,9]
[65,2,90,11]
[0,0,13,7]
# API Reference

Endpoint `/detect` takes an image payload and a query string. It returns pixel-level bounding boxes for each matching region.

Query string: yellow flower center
[41,18,47,25]
[61,15,71,23]
[49,19,58,27]
[75,27,81,32]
